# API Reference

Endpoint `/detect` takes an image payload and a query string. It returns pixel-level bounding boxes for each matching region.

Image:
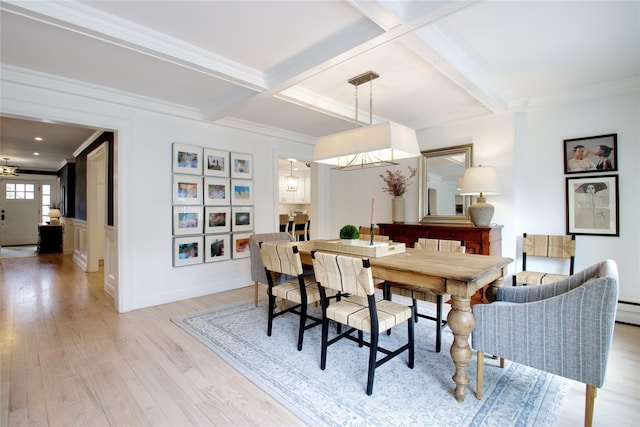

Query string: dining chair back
[513,233,576,285]
[249,232,294,307]
[293,214,309,241]
[259,242,322,351]
[279,214,290,233]
[385,238,465,352]
[311,250,414,395]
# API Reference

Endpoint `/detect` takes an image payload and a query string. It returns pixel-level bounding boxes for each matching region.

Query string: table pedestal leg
[448,295,474,402]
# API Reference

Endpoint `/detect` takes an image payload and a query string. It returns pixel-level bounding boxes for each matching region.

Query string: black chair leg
[412,297,419,322]
[358,330,364,347]
[408,305,415,368]
[297,303,307,351]
[320,317,329,370]
[366,333,378,395]
[267,293,276,336]
[435,295,443,353]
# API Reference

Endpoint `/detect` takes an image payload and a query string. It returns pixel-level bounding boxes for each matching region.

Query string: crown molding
[214,117,315,146]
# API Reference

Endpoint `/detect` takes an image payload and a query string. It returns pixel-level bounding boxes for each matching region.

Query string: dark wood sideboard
[378,223,503,256]
[38,224,63,254]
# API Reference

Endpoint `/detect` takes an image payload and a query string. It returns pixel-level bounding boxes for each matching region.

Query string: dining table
[294,239,513,403]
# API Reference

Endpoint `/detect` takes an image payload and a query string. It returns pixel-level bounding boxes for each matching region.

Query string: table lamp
[49,208,61,225]
[460,166,500,226]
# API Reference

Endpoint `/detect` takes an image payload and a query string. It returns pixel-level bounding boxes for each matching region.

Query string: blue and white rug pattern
[172,299,567,427]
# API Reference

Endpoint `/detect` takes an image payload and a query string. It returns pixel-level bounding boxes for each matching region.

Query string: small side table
[38,224,63,253]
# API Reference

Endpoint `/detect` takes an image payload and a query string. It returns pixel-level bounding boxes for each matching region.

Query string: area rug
[172,299,567,427]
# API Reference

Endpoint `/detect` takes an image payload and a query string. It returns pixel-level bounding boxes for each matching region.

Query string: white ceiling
[1,0,638,172]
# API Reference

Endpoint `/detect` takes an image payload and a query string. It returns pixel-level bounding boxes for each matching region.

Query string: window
[5,183,35,200]
[42,184,51,223]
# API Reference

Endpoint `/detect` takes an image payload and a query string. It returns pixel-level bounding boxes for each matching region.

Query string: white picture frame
[204,148,229,177]
[232,232,252,259]
[205,234,231,262]
[173,174,203,205]
[173,236,204,266]
[173,206,203,235]
[231,180,253,205]
[172,143,202,175]
[231,152,253,179]
[204,206,231,233]
[232,207,253,232]
[204,177,230,206]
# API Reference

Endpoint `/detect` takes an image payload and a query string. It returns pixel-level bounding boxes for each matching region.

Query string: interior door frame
[87,143,106,273]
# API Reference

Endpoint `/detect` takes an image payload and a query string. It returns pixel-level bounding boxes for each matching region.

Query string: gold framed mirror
[419,144,473,224]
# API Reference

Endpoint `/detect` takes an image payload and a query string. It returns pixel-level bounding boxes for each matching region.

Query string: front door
[0,179,40,246]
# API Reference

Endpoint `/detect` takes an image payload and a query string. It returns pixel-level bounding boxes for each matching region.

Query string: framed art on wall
[173,174,203,205]
[204,206,231,233]
[204,177,230,206]
[566,175,619,236]
[172,143,202,175]
[205,234,231,262]
[173,235,204,266]
[563,134,617,174]
[232,232,252,259]
[232,207,253,232]
[173,206,203,235]
[231,180,253,205]
[231,152,253,179]
[204,148,229,177]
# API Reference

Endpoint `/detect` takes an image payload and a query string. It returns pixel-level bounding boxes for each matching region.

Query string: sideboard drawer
[427,228,479,243]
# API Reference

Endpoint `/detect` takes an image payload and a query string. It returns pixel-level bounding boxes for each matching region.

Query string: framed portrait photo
[231,180,253,205]
[231,152,253,179]
[172,143,202,175]
[566,175,619,236]
[205,234,231,262]
[204,177,230,206]
[204,148,229,177]
[173,236,204,267]
[173,174,203,205]
[204,206,231,233]
[232,232,252,259]
[563,134,617,174]
[232,207,253,232]
[173,206,203,235]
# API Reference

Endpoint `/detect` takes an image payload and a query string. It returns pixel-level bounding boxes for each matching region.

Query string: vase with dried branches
[379,166,417,223]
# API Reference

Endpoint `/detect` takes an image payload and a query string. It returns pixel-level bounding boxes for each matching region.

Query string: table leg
[447,295,475,402]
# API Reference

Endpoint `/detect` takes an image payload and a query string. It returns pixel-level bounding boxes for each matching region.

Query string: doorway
[87,144,106,273]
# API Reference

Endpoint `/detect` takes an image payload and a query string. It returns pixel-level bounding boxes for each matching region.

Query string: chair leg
[267,293,276,337]
[585,384,597,427]
[435,294,443,353]
[358,330,364,347]
[297,302,307,351]
[412,297,419,322]
[366,332,379,395]
[476,351,484,399]
[500,357,505,368]
[408,305,415,368]
[320,317,329,370]
[254,281,259,307]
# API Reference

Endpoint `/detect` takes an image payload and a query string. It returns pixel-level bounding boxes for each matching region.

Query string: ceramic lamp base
[468,201,494,227]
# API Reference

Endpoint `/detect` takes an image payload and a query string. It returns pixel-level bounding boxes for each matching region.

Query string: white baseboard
[616,302,640,326]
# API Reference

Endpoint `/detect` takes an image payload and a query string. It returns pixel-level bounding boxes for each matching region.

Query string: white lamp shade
[460,166,500,196]
[48,208,61,219]
[313,121,420,167]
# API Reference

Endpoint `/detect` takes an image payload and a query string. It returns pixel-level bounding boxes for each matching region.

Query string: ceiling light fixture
[285,160,299,192]
[313,71,420,171]
[34,137,43,141]
[1,158,19,176]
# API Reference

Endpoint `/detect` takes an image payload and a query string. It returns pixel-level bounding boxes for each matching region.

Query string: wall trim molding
[617,301,640,326]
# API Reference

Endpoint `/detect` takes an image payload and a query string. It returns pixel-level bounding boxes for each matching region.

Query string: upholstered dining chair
[384,238,465,352]
[249,232,294,307]
[260,241,323,351]
[513,233,576,285]
[311,250,414,395]
[472,259,618,427]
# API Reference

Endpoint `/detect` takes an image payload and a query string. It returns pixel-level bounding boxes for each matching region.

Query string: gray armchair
[472,259,618,427]
[249,232,294,307]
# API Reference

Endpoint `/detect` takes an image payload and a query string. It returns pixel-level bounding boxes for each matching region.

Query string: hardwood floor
[1,253,638,426]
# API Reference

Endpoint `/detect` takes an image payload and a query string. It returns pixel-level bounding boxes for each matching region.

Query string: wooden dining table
[294,240,513,403]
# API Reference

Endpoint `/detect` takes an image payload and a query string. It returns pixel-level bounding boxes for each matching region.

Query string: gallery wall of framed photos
[563,133,619,236]
[171,143,254,267]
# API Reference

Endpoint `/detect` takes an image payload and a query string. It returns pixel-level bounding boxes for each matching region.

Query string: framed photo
[566,175,619,236]
[173,143,202,175]
[204,177,230,206]
[173,236,204,267]
[173,206,203,235]
[204,206,231,233]
[204,148,229,177]
[231,152,253,179]
[232,232,252,259]
[173,174,202,205]
[205,234,231,262]
[564,134,617,174]
[232,207,253,232]
[231,180,253,205]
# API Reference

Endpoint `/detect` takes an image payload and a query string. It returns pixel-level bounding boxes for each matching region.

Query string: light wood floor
[1,253,638,426]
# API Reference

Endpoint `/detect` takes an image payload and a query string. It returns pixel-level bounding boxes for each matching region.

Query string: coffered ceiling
[1,0,638,171]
